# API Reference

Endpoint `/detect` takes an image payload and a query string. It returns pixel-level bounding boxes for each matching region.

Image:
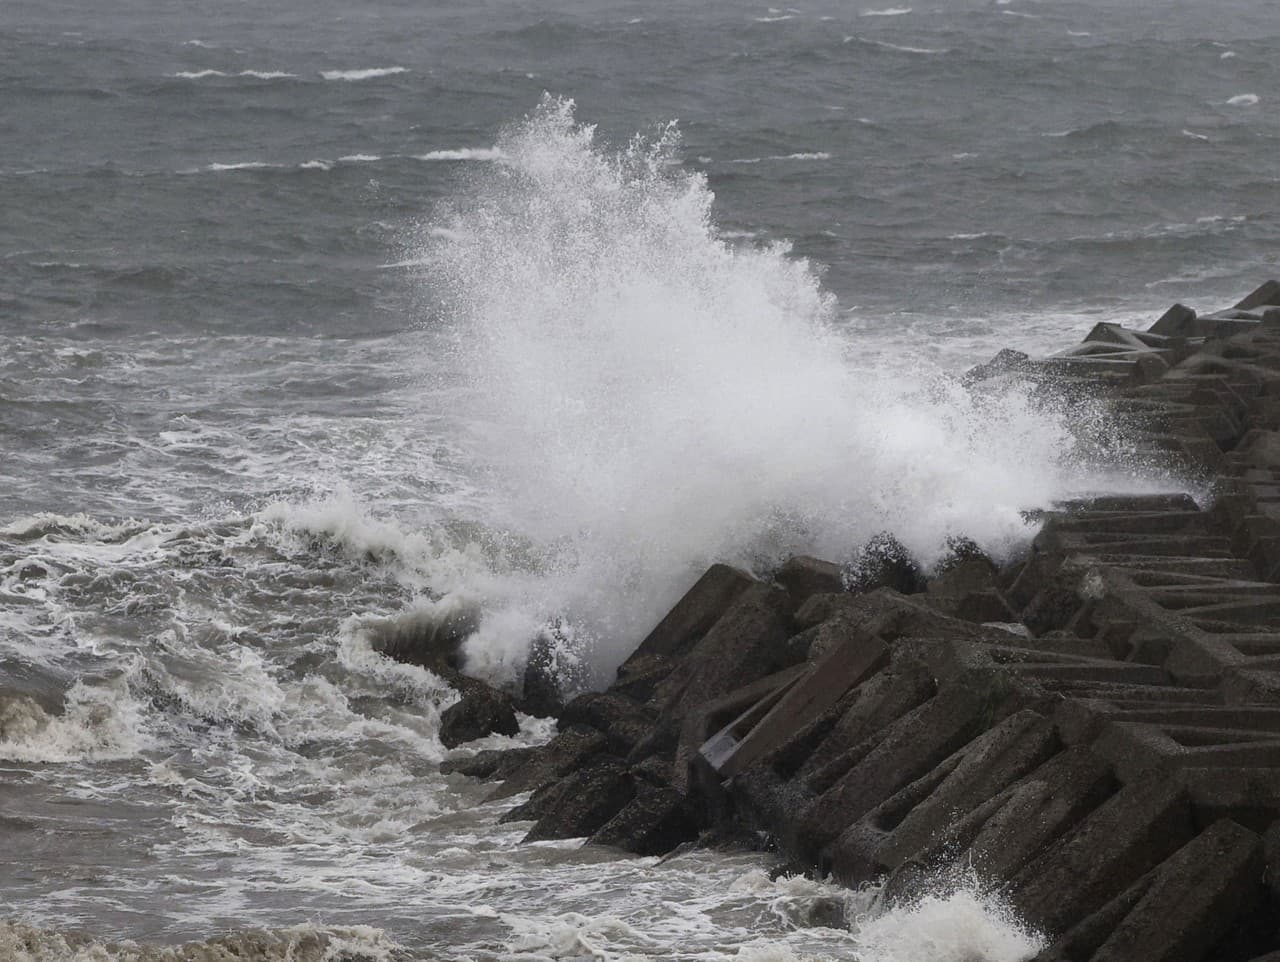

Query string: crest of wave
[417,95,1161,686]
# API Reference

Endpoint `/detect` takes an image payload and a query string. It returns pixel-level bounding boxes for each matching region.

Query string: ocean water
[1,0,1275,958]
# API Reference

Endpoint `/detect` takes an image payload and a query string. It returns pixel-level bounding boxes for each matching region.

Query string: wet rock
[773,555,844,608]
[961,348,1031,386]
[368,604,478,675]
[440,746,539,781]
[629,563,757,661]
[487,724,608,800]
[798,681,999,869]
[439,686,520,749]
[559,692,655,757]
[1010,776,1194,934]
[827,710,1058,881]
[611,652,679,703]
[926,539,997,597]
[657,581,796,722]
[521,631,565,718]
[1089,819,1264,962]
[797,655,937,786]
[523,754,635,842]
[590,783,699,856]
[845,533,926,595]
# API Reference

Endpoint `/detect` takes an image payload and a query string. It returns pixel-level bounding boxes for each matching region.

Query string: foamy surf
[0,920,407,962]
[320,67,407,81]
[171,70,298,79]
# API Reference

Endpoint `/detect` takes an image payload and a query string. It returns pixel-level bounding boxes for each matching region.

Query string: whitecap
[1067,29,1091,36]
[0,920,406,962]
[852,36,949,53]
[1220,50,1237,59]
[299,159,333,170]
[320,66,408,81]
[1002,9,1041,18]
[853,886,1045,961]
[0,678,148,763]
[1227,93,1259,105]
[1182,129,1210,141]
[205,161,274,171]
[172,69,227,78]
[414,94,1176,680]
[860,6,912,15]
[754,14,795,22]
[338,153,382,163]
[413,147,503,161]
[728,151,832,163]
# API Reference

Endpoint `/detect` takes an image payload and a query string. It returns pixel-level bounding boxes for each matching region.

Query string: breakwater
[422,281,1280,962]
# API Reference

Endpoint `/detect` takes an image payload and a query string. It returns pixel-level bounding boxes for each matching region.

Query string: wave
[1227,93,1259,106]
[413,147,503,161]
[412,94,1173,684]
[853,884,1044,961]
[320,66,407,81]
[170,70,298,80]
[0,920,407,962]
[205,161,274,172]
[0,679,147,763]
[860,6,912,14]
[846,35,948,53]
[727,151,833,164]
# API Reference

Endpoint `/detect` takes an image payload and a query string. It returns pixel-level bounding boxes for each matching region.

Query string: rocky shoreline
[424,281,1280,962]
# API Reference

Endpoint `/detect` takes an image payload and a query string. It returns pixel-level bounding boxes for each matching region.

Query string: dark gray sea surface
[0,1,1273,959]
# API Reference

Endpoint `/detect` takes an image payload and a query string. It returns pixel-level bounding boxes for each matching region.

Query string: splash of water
[416,95,1167,685]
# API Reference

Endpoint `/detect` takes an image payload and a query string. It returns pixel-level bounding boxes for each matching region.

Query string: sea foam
[411,94,1176,686]
[320,66,407,81]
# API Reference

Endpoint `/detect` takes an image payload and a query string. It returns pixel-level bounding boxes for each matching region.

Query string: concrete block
[1010,776,1194,934]
[1091,819,1264,962]
[658,581,796,722]
[1149,303,1198,337]
[523,754,635,842]
[627,563,757,662]
[702,631,889,780]
[1236,280,1280,311]
[799,682,997,866]
[827,710,1057,880]
[774,555,844,607]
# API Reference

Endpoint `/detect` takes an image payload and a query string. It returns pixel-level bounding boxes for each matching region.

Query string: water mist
[416,95,1169,687]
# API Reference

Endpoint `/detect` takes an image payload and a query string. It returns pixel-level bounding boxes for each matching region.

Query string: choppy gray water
[1,0,1274,958]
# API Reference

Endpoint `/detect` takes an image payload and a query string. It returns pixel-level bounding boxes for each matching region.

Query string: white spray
[417,95,1169,685]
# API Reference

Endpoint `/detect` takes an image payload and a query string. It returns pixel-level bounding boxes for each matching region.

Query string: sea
[1,0,1277,959]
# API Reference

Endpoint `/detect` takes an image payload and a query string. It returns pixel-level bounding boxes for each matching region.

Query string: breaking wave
[320,67,407,81]
[412,94,1170,685]
[0,920,407,962]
